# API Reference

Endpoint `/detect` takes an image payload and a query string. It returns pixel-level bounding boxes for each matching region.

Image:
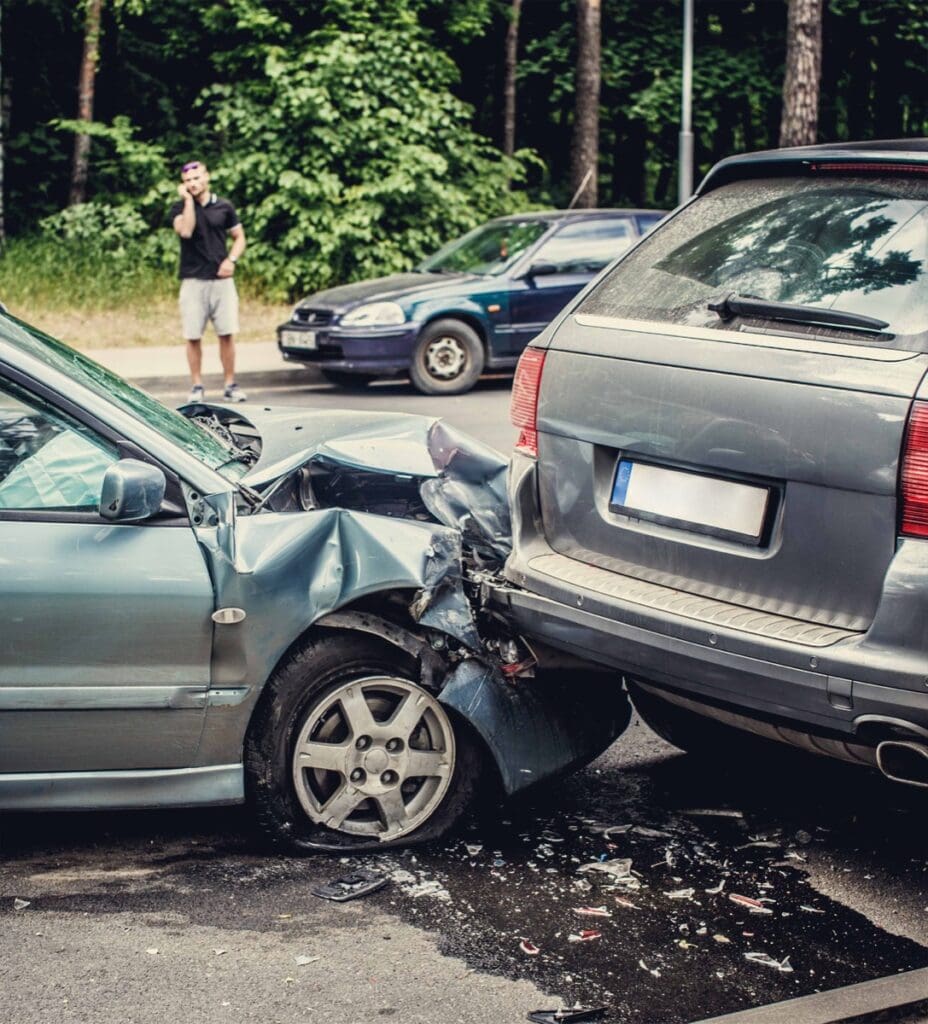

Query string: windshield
[580,176,928,346]
[0,317,247,480]
[418,219,551,276]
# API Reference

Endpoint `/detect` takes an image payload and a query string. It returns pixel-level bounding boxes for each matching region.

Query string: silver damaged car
[0,314,630,850]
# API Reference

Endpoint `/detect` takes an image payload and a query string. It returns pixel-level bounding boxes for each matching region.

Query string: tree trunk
[570,0,601,208]
[69,0,103,206]
[502,0,522,159]
[0,2,5,248]
[779,0,822,148]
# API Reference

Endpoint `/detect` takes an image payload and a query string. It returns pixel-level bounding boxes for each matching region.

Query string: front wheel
[245,633,482,852]
[409,319,485,395]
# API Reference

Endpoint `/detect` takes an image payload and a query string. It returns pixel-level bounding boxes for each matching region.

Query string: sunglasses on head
[181,161,202,173]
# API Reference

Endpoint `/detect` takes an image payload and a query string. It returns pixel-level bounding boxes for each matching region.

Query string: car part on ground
[498,139,928,786]
[0,313,630,850]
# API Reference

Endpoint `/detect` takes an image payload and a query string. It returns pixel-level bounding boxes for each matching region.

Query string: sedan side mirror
[526,261,558,279]
[100,459,166,523]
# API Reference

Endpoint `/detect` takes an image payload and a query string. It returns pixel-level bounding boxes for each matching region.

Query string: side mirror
[526,261,558,279]
[100,459,166,523]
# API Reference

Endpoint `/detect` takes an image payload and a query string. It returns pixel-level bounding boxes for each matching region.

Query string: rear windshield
[579,176,928,348]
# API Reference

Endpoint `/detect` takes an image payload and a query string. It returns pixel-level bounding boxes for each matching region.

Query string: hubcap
[291,676,455,841]
[423,336,467,380]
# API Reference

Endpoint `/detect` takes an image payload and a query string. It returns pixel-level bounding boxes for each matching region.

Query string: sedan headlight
[341,302,406,327]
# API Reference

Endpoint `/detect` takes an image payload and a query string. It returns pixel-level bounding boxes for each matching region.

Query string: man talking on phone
[170,160,247,403]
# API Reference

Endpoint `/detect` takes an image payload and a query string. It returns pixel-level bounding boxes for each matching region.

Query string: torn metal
[180,404,629,802]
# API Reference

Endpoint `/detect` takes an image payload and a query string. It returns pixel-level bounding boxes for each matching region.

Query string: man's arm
[173,185,196,239]
[217,223,246,279]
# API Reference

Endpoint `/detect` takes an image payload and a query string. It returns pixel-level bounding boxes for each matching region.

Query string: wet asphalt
[1,375,926,1023]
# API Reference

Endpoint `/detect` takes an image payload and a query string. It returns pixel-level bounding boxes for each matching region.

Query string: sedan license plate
[281,329,316,350]
[610,459,771,544]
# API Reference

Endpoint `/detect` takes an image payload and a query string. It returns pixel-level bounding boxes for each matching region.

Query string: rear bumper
[277,321,419,373]
[500,454,928,742]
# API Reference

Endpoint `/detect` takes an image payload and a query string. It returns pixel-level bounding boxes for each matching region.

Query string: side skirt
[0,764,244,811]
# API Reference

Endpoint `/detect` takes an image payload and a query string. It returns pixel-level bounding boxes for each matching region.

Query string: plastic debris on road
[638,959,661,978]
[294,955,321,966]
[527,1006,607,1023]
[800,904,825,913]
[744,951,794,973]
[12,898,30,911]
[465,844,484,857]
[311,869,389,903]
[520,939,541,956]
[573,906,612,918]
[568,929,603,943]
[704,880,726,894]
[664,888,695,900]
[614,896,640,909]
[729,893,774,914]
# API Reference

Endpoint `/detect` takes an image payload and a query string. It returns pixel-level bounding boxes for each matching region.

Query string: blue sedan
[277,209,665,395]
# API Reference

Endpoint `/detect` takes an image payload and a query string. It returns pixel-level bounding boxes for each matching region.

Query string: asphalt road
[1,371,926,1024]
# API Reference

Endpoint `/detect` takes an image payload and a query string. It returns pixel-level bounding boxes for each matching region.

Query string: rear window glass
[579,176,928,347]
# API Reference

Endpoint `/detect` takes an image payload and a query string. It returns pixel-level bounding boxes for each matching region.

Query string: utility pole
[678,0,694,206]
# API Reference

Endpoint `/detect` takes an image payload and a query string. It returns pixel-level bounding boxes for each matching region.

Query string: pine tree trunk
[69,0,103,207]
[503,0,522,159]
[570,0,601,208]
[779,0,822,148]
[0,3,5,247]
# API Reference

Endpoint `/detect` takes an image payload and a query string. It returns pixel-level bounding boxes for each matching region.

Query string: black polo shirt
[169,194,240,280]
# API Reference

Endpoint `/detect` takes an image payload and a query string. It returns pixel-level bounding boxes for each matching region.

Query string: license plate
[281,329,316,350]
[610,459,771,544]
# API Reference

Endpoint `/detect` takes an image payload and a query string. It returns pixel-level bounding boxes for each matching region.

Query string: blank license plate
[281,329,316,349]
[610,459,770,543]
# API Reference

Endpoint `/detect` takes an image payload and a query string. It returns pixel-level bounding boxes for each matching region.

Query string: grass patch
[0,236,291,349]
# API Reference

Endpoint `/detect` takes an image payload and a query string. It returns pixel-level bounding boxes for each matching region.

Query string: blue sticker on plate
[612,459,633,506]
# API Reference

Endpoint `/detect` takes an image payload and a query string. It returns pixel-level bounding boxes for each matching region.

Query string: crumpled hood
[190,404,512,564]
[296,272,471,311]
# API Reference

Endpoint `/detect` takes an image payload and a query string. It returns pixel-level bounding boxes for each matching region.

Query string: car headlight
[341,302,406,327]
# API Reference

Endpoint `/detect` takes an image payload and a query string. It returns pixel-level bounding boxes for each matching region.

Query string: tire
[245,632,482,852]
[628,681,765,759]
[409,319,485,395]
[320,369,378,389]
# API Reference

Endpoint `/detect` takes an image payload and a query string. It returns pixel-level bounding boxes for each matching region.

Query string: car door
[507,217,636,353]
[0,376,216,773]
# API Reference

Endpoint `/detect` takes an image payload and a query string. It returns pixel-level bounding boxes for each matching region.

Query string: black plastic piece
[311,870,389,902]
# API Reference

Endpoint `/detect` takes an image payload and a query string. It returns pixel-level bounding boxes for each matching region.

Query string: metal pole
[678,0,694,205]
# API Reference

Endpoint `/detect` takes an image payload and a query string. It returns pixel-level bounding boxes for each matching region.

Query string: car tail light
[900,402,928,537]
[511,347,546,458]
[811,162,928,175]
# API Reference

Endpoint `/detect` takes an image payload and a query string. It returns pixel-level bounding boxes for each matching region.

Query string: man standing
[170,160,247,403]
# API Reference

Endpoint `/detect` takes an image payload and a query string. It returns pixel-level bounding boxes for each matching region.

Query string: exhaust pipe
[876,740,928,788]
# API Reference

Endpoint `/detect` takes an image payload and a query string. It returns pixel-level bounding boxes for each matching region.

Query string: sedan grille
[294,308,335,326]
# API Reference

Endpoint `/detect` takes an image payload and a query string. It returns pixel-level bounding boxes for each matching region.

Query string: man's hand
[217,258,235,279]
[177,183,192,200]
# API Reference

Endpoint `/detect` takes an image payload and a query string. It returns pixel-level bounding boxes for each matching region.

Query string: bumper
[277,320,419,374]
[500,453,928,742]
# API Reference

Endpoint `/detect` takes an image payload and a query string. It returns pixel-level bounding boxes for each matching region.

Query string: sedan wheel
[409,319,485,395]
[291,676,455,842]
[246,632,481,851]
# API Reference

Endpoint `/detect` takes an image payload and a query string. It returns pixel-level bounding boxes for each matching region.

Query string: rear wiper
[708,292,891,336]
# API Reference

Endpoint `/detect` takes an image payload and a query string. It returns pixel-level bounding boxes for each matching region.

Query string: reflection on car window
[0,381,117,511]
[0,318,246,480]
[418,220,551,276]
[531,218,633,274]
[580,176,928,345]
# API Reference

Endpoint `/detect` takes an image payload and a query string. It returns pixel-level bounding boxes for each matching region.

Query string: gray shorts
[179,278,240,340]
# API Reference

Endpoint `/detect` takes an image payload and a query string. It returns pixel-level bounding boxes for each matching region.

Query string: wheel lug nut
[355,735,371,750]
[382,771,398,785]
[350,768,365,783]
[386,739,403,753]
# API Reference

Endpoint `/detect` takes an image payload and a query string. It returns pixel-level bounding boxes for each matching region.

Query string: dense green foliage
[4,0,927,302]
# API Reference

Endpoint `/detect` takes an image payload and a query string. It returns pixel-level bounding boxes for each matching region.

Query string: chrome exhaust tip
[875,740,928,788]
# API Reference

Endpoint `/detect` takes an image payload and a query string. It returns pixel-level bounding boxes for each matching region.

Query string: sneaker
[188,384,205,403]
[223,382,247,403]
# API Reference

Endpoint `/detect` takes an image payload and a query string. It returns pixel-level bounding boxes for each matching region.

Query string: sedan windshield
[580,176,928,347]
[2,317,246,480]
[418,220,550,276]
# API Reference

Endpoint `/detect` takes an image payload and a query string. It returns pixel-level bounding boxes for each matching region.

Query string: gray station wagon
[497,140,928,788]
